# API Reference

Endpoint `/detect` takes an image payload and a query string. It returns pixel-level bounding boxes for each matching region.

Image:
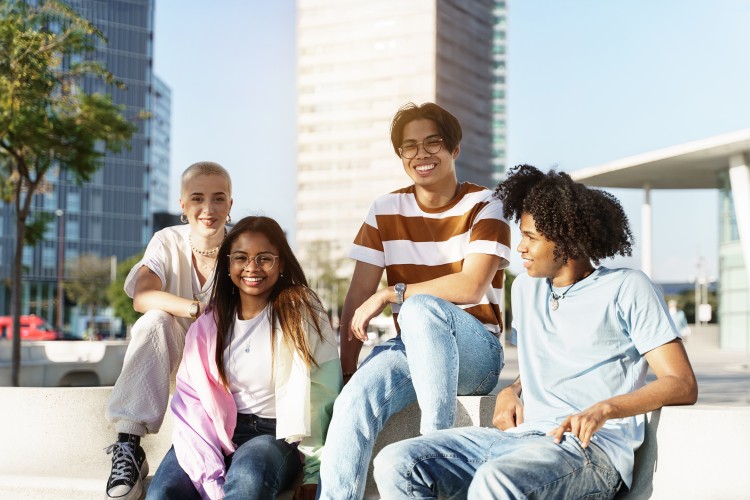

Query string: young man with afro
[373,164,697,499]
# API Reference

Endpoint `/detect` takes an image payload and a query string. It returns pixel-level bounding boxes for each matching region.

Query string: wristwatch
[188,301,200,319]
[395,283,407,305]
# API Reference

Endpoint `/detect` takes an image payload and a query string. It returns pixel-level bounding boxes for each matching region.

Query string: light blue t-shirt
[509,267,678,488]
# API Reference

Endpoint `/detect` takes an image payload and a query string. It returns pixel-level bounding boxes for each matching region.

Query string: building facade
[0,0,169,329]
[572,130,750,353]
[296,0,507,278]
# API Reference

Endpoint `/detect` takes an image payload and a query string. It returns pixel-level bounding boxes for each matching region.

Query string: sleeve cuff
[202,478,225,500]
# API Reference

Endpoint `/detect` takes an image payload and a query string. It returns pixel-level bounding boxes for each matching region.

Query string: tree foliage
[0,0,136,385]
[305,240,350,318]
[107,252,143,328]
[64,253,112,337]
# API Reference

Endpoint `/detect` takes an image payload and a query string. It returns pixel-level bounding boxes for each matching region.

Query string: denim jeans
[318,294,504,500]
[147,414,301,500]
[374,427,623,499]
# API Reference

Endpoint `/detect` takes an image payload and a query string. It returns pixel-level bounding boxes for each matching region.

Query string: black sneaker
[105,434,149,500]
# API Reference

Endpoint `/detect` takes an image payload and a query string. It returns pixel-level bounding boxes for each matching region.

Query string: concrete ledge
[624,406,750,499]
[1,387,748,499]
[0,387,172,499]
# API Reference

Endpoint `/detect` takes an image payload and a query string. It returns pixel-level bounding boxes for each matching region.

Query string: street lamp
[55,209,64,334]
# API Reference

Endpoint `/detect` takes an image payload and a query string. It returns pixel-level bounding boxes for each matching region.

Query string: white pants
[105,310,189,436]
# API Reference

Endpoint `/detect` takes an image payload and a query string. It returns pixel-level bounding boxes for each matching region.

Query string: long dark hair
[209,216,327,388]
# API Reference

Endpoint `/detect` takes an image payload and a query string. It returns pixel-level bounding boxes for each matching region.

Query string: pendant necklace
[548,279,578,311]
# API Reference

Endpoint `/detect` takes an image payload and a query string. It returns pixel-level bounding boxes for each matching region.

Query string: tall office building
[0,0,169,324]
[149,75,173,215]
[296,0,507,276]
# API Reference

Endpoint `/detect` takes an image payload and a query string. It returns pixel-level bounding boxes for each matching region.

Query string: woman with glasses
[147,216,342,500]
[105,161,233,500]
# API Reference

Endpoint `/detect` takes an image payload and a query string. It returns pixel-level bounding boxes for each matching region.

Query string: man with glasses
[318,102,511,499]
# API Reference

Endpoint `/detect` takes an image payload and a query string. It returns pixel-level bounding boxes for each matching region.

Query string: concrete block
[0,386,173,499]
[1,386,748,499]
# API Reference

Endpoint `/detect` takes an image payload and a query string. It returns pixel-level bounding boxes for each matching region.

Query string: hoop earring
[226,214,232,224]
[180,213,188,224]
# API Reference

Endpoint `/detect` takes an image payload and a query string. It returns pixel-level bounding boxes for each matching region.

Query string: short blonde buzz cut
[180,161,232,197]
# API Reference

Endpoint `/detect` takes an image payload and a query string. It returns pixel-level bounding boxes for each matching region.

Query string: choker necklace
[189,234,221,256]
[548,279,578,311]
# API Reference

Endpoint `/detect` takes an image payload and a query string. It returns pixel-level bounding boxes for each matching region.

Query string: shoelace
[105,441,141,484]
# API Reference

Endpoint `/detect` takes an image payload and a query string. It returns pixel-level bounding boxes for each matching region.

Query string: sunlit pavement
[356,324,750,406]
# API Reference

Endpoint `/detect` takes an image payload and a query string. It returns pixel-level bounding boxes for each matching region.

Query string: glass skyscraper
[0,0,170,326]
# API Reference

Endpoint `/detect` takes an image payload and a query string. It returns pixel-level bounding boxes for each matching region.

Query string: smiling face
[179,174,232,238]
[517,212,563,281]
[400,118,458,195]
[228,231,283,315]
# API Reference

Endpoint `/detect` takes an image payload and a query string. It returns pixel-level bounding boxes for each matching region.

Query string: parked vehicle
[0,315,60,341]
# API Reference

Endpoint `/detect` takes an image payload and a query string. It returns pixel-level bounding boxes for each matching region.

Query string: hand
[348,289,389,341]
[293,483,317,500]
[492,385,524,430]
[547,402,612,448]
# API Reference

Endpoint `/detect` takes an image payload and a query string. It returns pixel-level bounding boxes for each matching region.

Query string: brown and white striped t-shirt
[349,182,511,335]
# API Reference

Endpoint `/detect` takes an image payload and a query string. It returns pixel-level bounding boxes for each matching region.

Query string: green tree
[0,1,136,385]
[64,254,112,338]
[107,252,143,329]
[305,240,350,319]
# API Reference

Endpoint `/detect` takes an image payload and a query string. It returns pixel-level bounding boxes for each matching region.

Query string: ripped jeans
[318,295,504,500]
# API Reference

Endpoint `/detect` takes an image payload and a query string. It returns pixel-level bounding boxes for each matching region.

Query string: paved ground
[359,324,750,406]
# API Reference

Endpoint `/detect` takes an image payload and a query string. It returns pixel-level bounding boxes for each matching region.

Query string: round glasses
[227,253,278,271]
[398,136,444,159]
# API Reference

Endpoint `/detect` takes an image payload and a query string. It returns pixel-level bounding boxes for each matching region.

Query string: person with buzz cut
[373,164,698,499]
[318,102,511,500]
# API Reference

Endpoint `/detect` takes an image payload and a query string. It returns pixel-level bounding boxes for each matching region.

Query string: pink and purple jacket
[170,310,342,499]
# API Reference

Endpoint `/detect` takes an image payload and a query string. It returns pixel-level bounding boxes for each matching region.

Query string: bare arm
[349,253,506,341]
[131,265,197,319]
[339,261,383,379]
[493,376,524,430]
[550,339,698,447]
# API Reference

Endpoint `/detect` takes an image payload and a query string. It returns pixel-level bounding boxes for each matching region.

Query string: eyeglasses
[227,253,278,271]
[398,136,444,159]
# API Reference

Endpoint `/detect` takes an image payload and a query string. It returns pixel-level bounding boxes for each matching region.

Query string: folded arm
[348,253,506,341]
[132,265,198,318]
[549,339,698,447]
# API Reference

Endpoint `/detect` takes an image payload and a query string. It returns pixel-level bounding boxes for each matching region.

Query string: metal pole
[641,183,653,278]
[55,209,65,333]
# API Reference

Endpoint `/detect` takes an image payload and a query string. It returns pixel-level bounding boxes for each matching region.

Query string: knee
[398,294,451,340]
[373,442,410,488]
[133,310,173,332]
[468,461,509,499]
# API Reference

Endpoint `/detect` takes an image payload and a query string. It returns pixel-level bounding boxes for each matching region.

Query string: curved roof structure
[570,129,750,189]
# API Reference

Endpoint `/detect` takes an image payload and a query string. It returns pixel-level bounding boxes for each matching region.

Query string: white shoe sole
[105,459,149,500]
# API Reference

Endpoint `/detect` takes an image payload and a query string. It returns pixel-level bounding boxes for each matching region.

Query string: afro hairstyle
[495,164,634,265]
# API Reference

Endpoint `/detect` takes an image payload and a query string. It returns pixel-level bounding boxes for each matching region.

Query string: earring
[180,213,188,224]
[280,273,284,278]
[226,214,232,224]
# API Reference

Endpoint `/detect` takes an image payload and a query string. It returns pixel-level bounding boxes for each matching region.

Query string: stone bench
[0,387,748,499]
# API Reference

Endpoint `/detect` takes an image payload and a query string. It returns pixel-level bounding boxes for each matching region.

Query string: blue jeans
[374,427,623,499]
[318,295,504,500]
[147,414,301,500]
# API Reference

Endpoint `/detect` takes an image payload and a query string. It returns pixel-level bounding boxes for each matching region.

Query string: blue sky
[153,0,750,282]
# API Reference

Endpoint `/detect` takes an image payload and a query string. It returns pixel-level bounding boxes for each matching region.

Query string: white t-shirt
[223,307,275,418]
[124,224,213,304]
